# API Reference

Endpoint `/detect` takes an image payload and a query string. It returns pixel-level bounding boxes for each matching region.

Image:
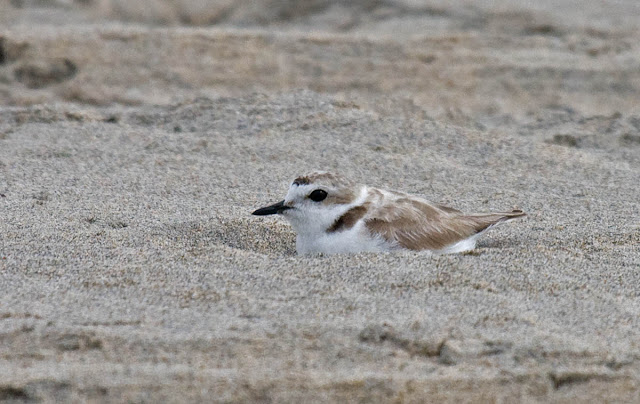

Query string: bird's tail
[465,210,526,233]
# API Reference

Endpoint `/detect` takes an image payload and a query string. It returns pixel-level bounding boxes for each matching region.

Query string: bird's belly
[296,226,390,254]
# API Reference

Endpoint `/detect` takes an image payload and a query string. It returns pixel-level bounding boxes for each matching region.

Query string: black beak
[252,200,290,216]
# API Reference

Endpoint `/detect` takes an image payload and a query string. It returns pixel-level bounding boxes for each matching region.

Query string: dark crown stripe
[293,176,311,185]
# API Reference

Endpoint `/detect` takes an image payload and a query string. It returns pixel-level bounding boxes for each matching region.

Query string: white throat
[282,186,374,254]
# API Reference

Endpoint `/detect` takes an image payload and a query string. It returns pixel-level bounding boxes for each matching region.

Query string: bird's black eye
[308,189,328,202]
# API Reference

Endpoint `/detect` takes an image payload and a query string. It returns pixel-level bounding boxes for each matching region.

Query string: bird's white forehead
[283,173,360,206]
[285,183,317,201]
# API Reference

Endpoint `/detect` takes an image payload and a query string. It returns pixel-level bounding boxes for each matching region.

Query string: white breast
[295,220,392,254]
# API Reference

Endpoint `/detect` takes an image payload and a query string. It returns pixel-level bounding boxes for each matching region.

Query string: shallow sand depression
[1,1,640,402]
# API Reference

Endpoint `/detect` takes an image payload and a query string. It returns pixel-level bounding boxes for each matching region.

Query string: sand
[1,1,639,402]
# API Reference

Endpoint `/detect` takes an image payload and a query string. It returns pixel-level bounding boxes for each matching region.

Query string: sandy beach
[1,1,639,402]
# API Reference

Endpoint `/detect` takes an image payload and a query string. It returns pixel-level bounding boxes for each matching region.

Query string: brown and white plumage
[253,172,526,254]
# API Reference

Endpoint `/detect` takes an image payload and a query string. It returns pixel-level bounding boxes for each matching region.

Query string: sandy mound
[1,1,639,402]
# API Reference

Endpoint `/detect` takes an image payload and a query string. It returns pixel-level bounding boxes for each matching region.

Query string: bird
[252,171,526,254]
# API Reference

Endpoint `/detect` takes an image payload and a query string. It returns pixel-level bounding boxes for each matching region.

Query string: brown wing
[364,197,525,251]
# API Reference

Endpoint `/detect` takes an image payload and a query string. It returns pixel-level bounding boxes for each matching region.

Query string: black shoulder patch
[327,205,368,233]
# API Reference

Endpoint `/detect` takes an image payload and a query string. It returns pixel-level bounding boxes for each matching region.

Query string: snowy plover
[252,172,525,254]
